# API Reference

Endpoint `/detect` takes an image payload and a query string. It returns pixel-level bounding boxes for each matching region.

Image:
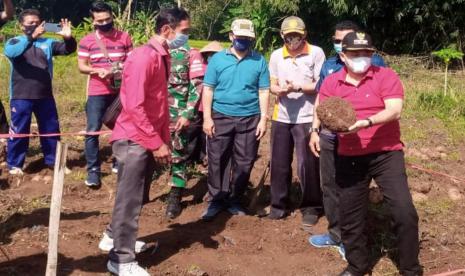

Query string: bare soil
[0,116,464,276]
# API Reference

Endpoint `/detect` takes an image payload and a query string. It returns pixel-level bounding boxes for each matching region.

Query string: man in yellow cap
[268,16,325,227]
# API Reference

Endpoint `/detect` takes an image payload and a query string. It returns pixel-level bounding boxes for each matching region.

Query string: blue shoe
[85,170,101,187]
[227,203,247,216]
[201,201,226,221]
[338,244,347,261]
[308,233,339,248]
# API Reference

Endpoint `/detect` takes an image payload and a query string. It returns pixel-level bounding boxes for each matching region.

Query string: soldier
[165,21,204,219]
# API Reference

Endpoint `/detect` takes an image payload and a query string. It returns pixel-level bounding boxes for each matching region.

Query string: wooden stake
[45,142,68,276]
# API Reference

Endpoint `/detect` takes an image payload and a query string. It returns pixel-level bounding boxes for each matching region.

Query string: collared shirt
[269,43,325,124]
[203,48,270,117]
[78,30,133,96]
[110,38,170,151]
[316,53,386,92]
[4,35,77,99]
[319,66,404,156]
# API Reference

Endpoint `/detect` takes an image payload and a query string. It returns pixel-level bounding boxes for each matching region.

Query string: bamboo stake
[45,142,68,276]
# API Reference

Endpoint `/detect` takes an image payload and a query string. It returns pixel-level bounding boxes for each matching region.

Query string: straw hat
[200,41,224,54]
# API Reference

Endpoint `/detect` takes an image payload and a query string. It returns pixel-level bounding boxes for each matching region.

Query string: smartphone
[44,22,62,33]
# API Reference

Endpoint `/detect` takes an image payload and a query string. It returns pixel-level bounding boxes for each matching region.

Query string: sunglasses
[333,39,343,44]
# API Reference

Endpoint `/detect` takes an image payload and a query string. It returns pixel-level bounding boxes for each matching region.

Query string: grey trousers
[207,112,260,203]
[108,140,155,264]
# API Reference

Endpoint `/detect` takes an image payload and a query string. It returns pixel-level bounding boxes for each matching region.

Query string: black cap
[342,32,375,52]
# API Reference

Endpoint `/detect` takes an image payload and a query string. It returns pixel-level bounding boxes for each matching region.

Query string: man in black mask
[4,9,76,175]
[201,19,270,221]
[78,1,134,188]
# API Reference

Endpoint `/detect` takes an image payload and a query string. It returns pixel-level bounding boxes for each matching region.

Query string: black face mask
[24,25,37,36]
[94,21,114,33]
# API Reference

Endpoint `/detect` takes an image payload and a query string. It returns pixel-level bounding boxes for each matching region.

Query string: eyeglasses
[333,39,343,44]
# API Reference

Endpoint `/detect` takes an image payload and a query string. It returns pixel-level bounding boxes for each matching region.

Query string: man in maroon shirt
[102,7,190,276]
[319,32,421,276]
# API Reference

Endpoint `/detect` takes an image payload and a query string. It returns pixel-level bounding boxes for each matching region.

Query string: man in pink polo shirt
[78,1,133,188]
[98,7,190,276]
[319,32,421,276]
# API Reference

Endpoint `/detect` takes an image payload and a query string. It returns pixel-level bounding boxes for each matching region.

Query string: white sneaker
[107,260,150,276]
[9,167,24,175]
[99,232,148,254]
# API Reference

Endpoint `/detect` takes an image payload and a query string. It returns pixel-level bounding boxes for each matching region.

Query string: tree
[432,47,464,96]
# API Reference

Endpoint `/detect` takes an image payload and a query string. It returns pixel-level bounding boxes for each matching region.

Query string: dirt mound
[317,97,357,132]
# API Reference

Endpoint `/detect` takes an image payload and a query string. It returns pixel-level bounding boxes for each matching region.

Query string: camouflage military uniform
[168,44,201,188]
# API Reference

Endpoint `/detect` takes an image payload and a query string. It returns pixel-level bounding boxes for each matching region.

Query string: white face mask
[345,56,372,73]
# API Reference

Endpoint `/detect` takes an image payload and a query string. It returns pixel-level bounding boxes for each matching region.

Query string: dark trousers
[185,112,207,163]
[319,133,341,243]
[7,98,60,169]
[108,140,155,264]
[0,101,9,134]
[270,121,322,216]
[337,150,421,275]
[207,112,259,203]
[85,94,117,173]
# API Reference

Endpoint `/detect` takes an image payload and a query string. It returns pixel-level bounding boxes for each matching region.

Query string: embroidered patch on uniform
[9,38,19,45]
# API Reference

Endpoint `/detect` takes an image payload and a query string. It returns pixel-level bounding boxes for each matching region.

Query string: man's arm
[4,36,31,58]
[52,19,77,56]
[52,37,77,56]
[0,0,14,22]
[348,98,403,132]
[255,88,270,140]
[309,94,321,157]
[202,85,215,137]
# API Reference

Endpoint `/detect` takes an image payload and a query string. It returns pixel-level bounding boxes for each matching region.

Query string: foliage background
[1,0,465,56]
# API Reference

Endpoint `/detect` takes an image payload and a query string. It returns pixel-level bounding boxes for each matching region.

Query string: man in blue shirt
[202,19,270,221]
[308,20,386,258]
[4,9,76,175]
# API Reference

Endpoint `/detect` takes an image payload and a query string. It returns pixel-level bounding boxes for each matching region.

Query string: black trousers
[108,140,155,264]
[319,133,341,242]
[270,121,322,216]
[185,112,207,163]
[207,112,260,203]
[337,150,421,275]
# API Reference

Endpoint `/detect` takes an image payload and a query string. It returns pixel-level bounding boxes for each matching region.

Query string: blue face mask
[334,43,343,54]
[168,33,189,49]
[233,38,252,52]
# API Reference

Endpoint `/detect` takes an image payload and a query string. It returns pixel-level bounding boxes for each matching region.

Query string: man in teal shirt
[202,19,270,221]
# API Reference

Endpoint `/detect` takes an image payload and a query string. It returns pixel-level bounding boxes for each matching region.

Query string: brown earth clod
[317,96,357,132]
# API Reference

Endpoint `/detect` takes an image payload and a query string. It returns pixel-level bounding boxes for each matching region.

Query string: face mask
[95,21,114,33]
[24,25,37,36]
[168,33,189,49]
[333,43,342,54]
[284,35,304,51]
[345,56,372,74]
[233,38,252,52]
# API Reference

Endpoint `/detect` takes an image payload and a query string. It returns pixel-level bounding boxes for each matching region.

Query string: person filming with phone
[3,9,76,175]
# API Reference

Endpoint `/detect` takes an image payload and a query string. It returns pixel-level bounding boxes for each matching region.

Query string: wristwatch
[365,118,373,128]
[310,128,319,134]
[297,87,303,93]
